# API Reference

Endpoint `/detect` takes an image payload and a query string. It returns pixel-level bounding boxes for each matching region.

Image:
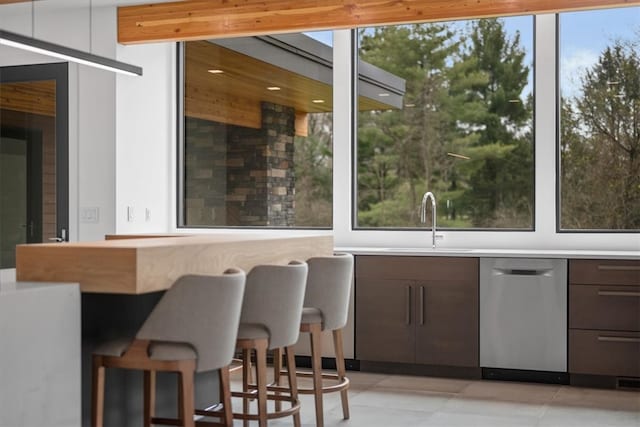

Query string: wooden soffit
[118,0,640,44]
[0,81,56,117]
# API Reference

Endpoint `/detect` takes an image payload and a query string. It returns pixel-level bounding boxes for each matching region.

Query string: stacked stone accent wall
[184,117,228,225]
[261,102,296,226]
[184,102,296,226]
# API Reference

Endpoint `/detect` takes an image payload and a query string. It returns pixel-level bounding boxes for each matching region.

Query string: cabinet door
[356,277,415,363]
[415,261,479,367]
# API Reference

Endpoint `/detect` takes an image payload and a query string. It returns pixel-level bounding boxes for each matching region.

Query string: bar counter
[16,233,333,293]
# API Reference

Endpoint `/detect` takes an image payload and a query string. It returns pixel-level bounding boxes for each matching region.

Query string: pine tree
[451,18,533,227]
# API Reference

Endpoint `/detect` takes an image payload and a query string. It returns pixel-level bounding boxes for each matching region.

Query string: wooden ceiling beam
[118,0,640,44]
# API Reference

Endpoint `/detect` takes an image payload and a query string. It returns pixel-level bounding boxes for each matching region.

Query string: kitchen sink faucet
[420,191,437,249]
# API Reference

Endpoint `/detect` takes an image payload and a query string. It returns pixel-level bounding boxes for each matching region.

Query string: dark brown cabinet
[569,259,640,379]
[356,256,479,368]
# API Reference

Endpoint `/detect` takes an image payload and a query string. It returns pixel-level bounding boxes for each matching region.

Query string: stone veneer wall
[184,117,228,225]
[184,102,296,226]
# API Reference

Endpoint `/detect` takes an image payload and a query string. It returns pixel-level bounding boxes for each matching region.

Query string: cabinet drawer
[570,259,640,286]
[569,329,640,377]
[570,285,640,331]
[356,255,478,281]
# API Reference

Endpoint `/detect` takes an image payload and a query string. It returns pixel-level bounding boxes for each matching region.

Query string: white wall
[115,42,175,234]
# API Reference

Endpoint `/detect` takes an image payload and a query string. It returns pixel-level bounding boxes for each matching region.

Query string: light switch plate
[80,207,99,223]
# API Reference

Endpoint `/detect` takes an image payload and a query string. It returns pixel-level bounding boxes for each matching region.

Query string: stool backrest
[240,261,308,350]
[136,269,246,372]
[304,253,354,331]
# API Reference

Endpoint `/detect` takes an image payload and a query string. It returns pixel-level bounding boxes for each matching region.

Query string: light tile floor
[229,370,640,427]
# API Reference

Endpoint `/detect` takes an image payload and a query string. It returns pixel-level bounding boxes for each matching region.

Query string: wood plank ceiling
[118,0,640,44]
[185,40,397,135]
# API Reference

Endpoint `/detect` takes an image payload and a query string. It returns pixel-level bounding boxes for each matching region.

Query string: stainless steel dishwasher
[480,258,567,380]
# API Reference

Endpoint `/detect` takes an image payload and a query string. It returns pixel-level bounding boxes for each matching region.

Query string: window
[179,32,333,228]
[355,17,534,229]
[558,7,640,231]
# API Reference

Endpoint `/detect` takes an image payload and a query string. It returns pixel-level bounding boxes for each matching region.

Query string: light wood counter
[16,233,333,294]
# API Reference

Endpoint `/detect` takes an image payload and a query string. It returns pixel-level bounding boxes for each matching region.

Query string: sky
[560,7,639,98]
[305,6,639,100]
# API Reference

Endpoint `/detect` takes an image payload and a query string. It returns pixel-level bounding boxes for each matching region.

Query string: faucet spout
[420,192,437,249]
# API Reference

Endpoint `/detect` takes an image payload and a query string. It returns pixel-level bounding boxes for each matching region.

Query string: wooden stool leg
[179,370,195,427]
[143,370,156,427]
[219,366,233,427]
[255,341,268,427]
[242,348,251,427]
[273,347,283,412]
[285,346,301,427]
[91,356,105,427]
[333,328,350,419]
[309,323,324,427]
[177,371,185,421]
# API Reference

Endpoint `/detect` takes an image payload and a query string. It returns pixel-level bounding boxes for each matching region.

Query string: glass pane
[0,79,56,268]
[559,7,640,230]
[356,17,534,229]
[182,32,333,228]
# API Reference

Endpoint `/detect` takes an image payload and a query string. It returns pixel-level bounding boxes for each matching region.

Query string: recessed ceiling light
[378,93,390,97]
[208,69,224,74]
[312,99,325,104]
[267,86,281,91]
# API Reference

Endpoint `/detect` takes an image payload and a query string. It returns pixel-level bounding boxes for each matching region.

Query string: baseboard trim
[482,367,569,385]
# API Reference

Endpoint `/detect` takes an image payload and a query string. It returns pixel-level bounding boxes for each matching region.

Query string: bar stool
[276,253,354,427]
[232,261,308,427]
[91,270,246,427]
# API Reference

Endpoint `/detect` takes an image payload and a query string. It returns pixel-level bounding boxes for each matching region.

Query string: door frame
[0,62,69,241]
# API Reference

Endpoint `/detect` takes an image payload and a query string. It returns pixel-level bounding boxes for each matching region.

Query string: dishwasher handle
[494,268,552,276]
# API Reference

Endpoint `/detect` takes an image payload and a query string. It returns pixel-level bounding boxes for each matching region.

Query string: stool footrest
[281,369,350,394]
[230,397,301,421]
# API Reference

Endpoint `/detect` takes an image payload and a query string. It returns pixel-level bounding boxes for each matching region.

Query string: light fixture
[312,99,325,104]
[208,69,224,74]
[0,29,142,76]
[267,86,281,91]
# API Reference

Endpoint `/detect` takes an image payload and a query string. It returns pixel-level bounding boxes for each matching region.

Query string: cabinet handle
[598,336,640,343]
[419,286,425,326]
[598,290,640,297]
[597,265,640,272]
[405,286,411,325]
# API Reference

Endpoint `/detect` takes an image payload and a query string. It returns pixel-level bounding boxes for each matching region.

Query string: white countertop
[0,280,79,295]
[336,247,639,260]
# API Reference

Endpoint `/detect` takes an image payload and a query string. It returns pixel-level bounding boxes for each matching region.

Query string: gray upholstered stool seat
[91,270,246,427]
[275,253,354,427]
[236,323,270,341]
[301,307,323,324]
[94,339,198,361]
[232,261,308,427]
